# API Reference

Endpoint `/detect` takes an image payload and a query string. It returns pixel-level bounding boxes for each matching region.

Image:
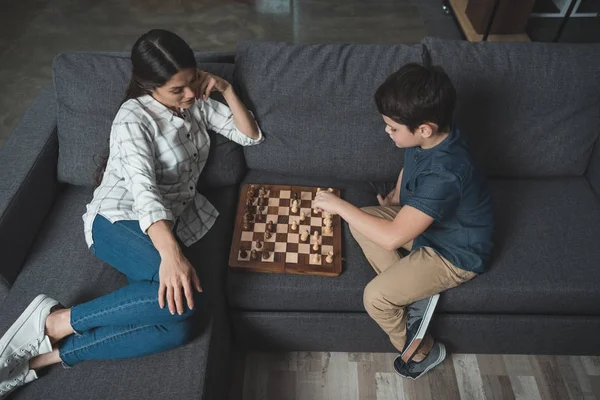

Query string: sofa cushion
[235,41,424,181]
[0,184,236,400]
[53,52,245,188]
[227,172,600,316]
[423,37,600,178]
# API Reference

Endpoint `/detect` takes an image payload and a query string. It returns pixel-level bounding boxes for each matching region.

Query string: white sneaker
[0,362,38,399]
[0,294,58,380]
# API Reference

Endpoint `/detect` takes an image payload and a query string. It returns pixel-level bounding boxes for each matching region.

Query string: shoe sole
[0,294,56,361]
[401,294,439,362]
[395,343,447,381]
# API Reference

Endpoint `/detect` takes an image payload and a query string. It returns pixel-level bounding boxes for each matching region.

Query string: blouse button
[193,153,197,158]
[190,185,194,191]
[187,134,191,139]
[183,201,187,206]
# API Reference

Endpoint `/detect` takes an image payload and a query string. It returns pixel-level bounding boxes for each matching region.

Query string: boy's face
[382,115,426,148]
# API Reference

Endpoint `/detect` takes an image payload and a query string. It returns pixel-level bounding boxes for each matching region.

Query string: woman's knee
[162,319,196,348]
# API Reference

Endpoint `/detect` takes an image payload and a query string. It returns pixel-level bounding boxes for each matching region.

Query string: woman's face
[152,68,197,110]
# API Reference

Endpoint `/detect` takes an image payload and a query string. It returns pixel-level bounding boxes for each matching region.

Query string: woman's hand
[158,249,202,315]
[313,191,345,215]
[194,69,231,100]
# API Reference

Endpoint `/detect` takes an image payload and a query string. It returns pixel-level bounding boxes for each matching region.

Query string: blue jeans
[59,215,200,366]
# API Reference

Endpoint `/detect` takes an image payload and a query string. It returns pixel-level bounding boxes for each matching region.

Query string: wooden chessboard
[228,184,342,276]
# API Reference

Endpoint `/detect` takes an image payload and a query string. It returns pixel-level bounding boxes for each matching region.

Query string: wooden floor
[231,352,600,400]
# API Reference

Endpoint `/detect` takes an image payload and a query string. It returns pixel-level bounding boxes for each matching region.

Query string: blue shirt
[400,126,494,274]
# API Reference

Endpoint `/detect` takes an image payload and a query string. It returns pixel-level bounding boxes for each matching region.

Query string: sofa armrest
[0,86,61,286]
[587,136,600,198]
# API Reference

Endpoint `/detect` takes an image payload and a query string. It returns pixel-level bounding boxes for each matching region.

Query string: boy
[313,63,494,379]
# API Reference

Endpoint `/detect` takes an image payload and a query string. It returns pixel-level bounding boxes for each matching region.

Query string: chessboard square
[262,251,275,262]
[277,215,289,224]
[309,254,322,265]
[265,233,276,242]
[300,191,312,200]
[311,217,322,226]
[322,245,334,255]
[267,206,278,215]
[287,243,298,252]
[280,190,291,199]
[278,207,290,216]
[286,253,298,263]
[300,200,312,209]
[321,236,334,246]
[264,242,275,252]
[276,224,288,233]
[276,233,287,242]
[298,243,310,254]
[275,242,287,252]
[268,198,279,206]
[254,223,266,233]
[310,227,322,237]
[280,199,290,207]
[288,233,299,243]
[241,231,254,241]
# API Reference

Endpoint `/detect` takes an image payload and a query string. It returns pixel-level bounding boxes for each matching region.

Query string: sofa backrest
[53,52,246,188]
[423,37,600,178]
[235,41,424,182]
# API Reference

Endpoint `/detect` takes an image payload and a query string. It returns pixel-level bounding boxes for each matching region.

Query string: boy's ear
[417,123,437,139]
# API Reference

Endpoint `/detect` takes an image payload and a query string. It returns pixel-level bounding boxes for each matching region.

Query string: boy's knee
[165,319,196,348]
[363,281,385,316]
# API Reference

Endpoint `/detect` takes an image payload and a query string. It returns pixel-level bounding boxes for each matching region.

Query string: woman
[0,29,263,397]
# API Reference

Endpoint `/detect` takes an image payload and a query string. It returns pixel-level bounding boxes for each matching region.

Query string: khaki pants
[350,206,476,353]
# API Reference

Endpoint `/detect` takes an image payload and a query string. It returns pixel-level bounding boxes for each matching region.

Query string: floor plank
[240,352,599,400]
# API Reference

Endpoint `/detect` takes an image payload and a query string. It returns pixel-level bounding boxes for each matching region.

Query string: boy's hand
[313,191,344,215]
[377,188,399,206]
[194,69,231,100]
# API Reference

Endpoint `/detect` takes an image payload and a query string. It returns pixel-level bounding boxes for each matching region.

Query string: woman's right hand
[158,249,202,315]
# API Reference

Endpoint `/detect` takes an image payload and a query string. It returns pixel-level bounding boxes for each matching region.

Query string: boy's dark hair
[374,63,456,133]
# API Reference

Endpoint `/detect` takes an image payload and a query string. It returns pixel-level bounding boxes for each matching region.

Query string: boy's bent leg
[350,206,412,274]
[363,246,475,353]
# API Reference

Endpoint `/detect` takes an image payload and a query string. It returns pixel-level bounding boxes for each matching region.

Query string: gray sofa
[1,37,599,399]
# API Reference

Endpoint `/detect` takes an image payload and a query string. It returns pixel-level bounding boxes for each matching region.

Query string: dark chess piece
[251,249,258,260]
[267,221,275,231]
[265,231,272,240]
[243,214,250,230]
[239,247,248,258]
[256,240,263,249]
[262,251,270,259]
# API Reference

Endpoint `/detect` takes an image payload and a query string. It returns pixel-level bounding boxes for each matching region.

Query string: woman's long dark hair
[93,29,197,186]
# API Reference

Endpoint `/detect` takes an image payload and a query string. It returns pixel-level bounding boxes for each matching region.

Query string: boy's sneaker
[0,295,58,380]
[400,294,439,363]
[0,362,38,399]
[394,341,446,380]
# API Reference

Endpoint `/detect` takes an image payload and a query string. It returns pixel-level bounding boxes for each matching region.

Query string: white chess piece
[300,229,309,242]
[313,242,319,251]
[312,253,321,263]
[291,220,298,231]
[299,211,306,222]
[326,251,334,263]
[328,188,334,192]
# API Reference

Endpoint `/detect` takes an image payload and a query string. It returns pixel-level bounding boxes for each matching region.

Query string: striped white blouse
[83,94,263,248]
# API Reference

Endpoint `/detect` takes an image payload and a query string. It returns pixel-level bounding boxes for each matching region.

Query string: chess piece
[267,221,274,232]
[323,226,332,235]
[326,251,334,263]
[256,240,263,249]
[300,229,309,242]
[324,218,332,228]
[328,188,334,193]
[293,192,299,201]
[313,230,320,241]
[291,204,298,214]
[243,214,250,230]
[317,187,322,192]
[323,211,332,219]
[251,249,258,260]
[291,220,298,231]
[240,247,248,258]
[313,242,320,251]
[312,253,321,263]
[262,251,270,259]
[265,231,272,240]
[299,211,306,222]
[313,207,319,215]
